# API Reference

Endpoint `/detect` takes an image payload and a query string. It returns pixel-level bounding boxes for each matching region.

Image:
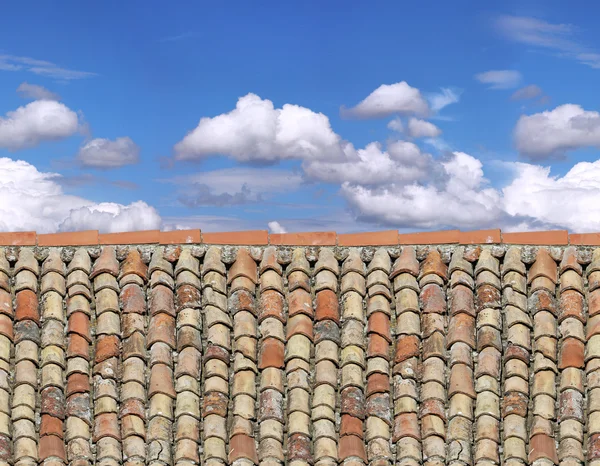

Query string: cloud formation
[342,152,503,229]
[503,160,600,232]
[514,104,600,158]
[303,141,432,186]
[0,54,96,80]
[341,81,429,118]
[475,70,522,89]
[77,137,140,168]
[511,84,543,101]
[0,100,80,150]
[174,93,346,162]
[268,221,287,234]
[496,15,600,69]
[0,157,160,233]
[427,88,461,113]
[406,118,442,138]
[167,167,303,207]
[17,82,60,101]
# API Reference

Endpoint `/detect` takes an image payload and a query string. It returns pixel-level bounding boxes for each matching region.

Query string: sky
[2,1,600,234]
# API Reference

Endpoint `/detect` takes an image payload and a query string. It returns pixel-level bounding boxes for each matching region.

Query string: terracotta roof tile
[338,230,398,246]
[399,229,460,244]
[270,231,336,246]
[503,229,568,245]
[202,230,268,245]
[0,231,36,246]
[159,229,201,244]
[0,234,597,463]
[38,230,98,246]
[99,229,160,245]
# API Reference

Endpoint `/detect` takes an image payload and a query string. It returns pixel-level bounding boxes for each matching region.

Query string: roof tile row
[2,227,600,246]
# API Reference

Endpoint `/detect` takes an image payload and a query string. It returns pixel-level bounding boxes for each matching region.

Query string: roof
[0,234,595,464]
[3,227,600,246]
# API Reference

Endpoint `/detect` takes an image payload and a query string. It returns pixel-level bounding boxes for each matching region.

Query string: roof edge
[0,228,597,246]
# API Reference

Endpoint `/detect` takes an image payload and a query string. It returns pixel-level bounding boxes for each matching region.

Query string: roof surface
[0,237,596,465]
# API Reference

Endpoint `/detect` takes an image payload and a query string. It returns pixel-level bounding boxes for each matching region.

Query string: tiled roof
[0,237,598,464]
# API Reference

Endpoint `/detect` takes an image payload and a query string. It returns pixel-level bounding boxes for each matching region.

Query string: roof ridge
[0,227,598,246]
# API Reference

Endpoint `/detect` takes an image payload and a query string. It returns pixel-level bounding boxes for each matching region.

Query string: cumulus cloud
[17,82,60,101]
[514,104,600,158]
[387,118,404,132]
[511,84,543,101]
[0,100,80,150]
[166,167,303,207]
[341,81,429,119]
[60,202,161,233]
[0,157,160,233]
[406,118,442,138]
[503,160,600,232]
[303,141,432,186]
[342,152,503,229]
[174,93,346,162]
[76,137,140,168]
[475,70,522,89]
[268,221,287,234]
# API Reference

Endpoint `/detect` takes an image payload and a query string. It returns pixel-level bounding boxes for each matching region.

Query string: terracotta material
[99,229,160,245]
[15,289,39,323]
[0,231,36,246]
[559,337,584,369]
[39,435,66,461]
[459,229,501,244]
[37,230,98,246]
[340,414,364,438]
[390,246,419,277]
[228,434,259,463]
[202,230,269,245]
[258,337,285,369]
[502,230,568,245]
[315,290,340,323]
[159,229,201,244]
[339,434,368,461]
[270,231,336,246]
[338,230,398,246]
[570,232,600,245]
[528,433,559,463]
[399,229,460,244]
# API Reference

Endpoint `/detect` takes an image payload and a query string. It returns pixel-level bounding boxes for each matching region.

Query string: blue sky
[2,1,600,234]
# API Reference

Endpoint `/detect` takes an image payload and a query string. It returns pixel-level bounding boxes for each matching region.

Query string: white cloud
[387,118,404,132]
[0,157,160,233]
[514,104,600,158]
[503,160,600,232]
[60,202,161,233]
[342,152,503,229]
[303,141,432,186]
[17,82,60,101]
[406,118,441,138]
[174,93,346,162]
[0,100,80,150]
[268,221,287,234]
[76,137,140,168]
[0,54,96,80]
[495,15,600,69]
[511,84,543,101]
[427,88,460,113]
[165,167,303,206]
[341,81,429,119]
[475,70,522,89]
